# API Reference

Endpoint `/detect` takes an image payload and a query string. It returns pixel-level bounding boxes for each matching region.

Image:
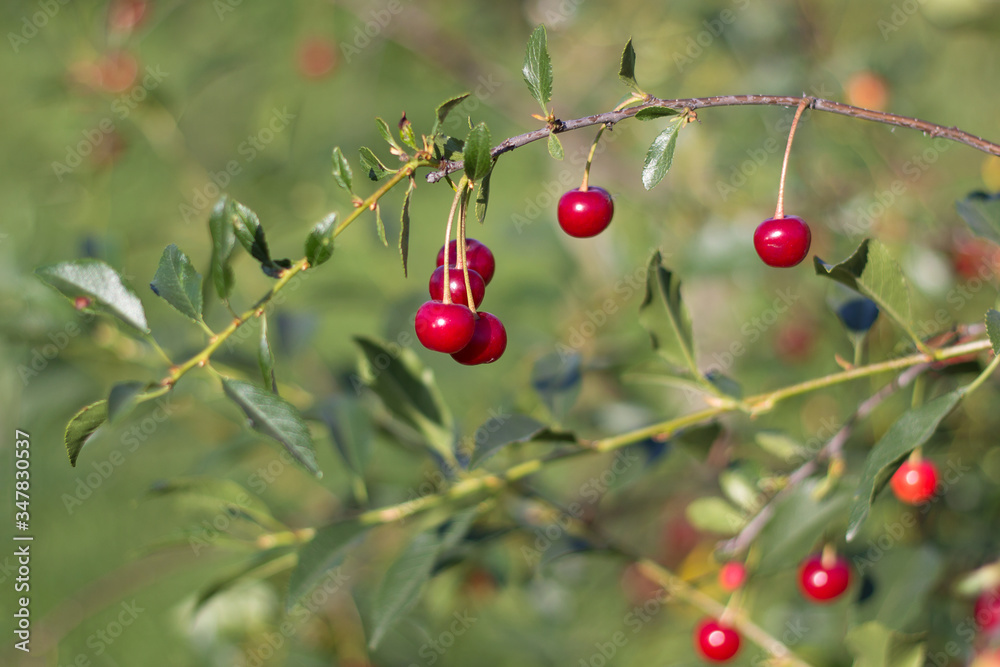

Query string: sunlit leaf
[305,212,337,267]
[258,314,277,393]
[618,37,639,92]
[331,147,354,193]
[633,107,680,121]
[463,122,492,183]
[208,197,236,300]
[65,400,108,466]
[522,25,552,112]
[150,244,203,323]
[642,121,680,190]
[37,260,148,333]
[431,93,470,136]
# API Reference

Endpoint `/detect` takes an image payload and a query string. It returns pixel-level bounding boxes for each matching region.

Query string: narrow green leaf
[956,191,1000,245]
[258,314,277,393]
[522,24,552,112]
[287,521,366,610]
[431,93,470,136]
[331,147,354,193]
[354,337,455,463]
[230,200,271,264]
[463,122,493,183]
[399,186,412,276]
[107,381,147,424]
[370,530,442,649]
[754,431,807,461]
[754,481,851,573]
[359,146,393,181]
[814,240,918,345]
[987,309,1000,354]
[618,37,639,91]
[475,170,492,224]
[37,260,149,333]
[221,378,321,476]
[374,204,388,247]
[634,107,680,121]
[196,548,294,612]
[398,115,418,150]
[638,251,698,375]
[642,121,680,190]
[305,212,337,267]
[319,396,373,477]
[209,197,236,300]
[547,133,564,160]
[150,244,204,323]
[685,497,745,535]
[847,389,965,540]
[375,117,401,151]
[65,400,109,466]
[469,414,548,469]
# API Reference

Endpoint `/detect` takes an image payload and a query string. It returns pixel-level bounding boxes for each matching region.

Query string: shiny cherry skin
[436,239,495,285]
[451,312,507,365]
[557,186,614,238]
[799,553,851,603]
[890,460,938,505]
[753,216,812,267]
[975,585,1000,633]
[414,301,475,353]
[695,619,741,662]
[428,266,486,308]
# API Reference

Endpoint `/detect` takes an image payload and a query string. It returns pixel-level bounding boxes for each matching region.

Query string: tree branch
[426,94,1000,183]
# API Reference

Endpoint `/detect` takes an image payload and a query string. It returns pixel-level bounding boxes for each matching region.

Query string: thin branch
[426,94,1000,183]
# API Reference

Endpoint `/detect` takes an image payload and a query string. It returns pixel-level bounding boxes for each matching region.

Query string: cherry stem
[458,182,477,312]
[909,448,923,464]
[820,544,837,569]
[441,180,465,305]
[774,98,810,220]
[580,125,606,191]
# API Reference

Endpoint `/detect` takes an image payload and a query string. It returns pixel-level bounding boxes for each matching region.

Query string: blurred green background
[4,0,1000,665]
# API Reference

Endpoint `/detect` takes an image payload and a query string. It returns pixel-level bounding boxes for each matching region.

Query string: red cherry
[695,619,741,662]
[96,51,139,93]
[108,0,147,33]
[557,186,614,238]
[436,239,495,285]
[753,216,812,268]
[297,37,338,79]
[428,266,485,308]
[414,301,475,353]
[975,586,1000,633]
[890,460,938,505]
[451,312,507,365]
[798,553,851,602]
[718,562,747,592]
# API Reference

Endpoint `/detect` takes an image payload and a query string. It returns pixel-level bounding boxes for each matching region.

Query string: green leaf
[374,204,388,247]
[847,389,965,540]
[754,481,851,573]
[618,37,639,92]
[208,197,236,300]
[65,400,109,466]
[853,546,944,632]
[638,250,698,375]
[196,548,294,612]
[150,244,204,323]
[718,469,760,512]
[319,396,373,477]
[375,117,401,151]
[547,133,564,160]
[258,314,277,393]
[754,431,807,461]
[469,414,563,469]
[431,93,470,136]
[956,191,1000,245]
[642,121,680,190]
[37,259,149,333]
[814,240,919,346]
[475,169,492,224]
[685,497,745,535]
[305,212,337,267]
[331,147,354,193]
[230,200,271,264]
[398,115,418,150]
[846,622,926,667]
[354,337,455,464]
[287,521,367,611]
[531,351,582,422]
[221,378,321,476]
[463,122,493,183]
[633,106,680,121]
[107,381,147,424]
[522,25,552,112]
[370,530,443,649]
[399,185,412,276]
[987,309,1000,354]
[359,146,393,181]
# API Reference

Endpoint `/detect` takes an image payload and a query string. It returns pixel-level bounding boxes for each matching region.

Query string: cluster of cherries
[414,239,507,365]
[695,550,852,661]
